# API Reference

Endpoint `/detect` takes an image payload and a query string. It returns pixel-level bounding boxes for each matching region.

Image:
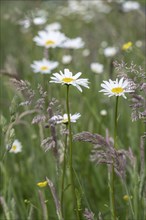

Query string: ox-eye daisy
[50,113,81,124]
[99,78,133,99]
[7,139,22,153]
[60,37,85,49]
[33,30,67,48]
[31,59,58,74]
[50,68,89,92]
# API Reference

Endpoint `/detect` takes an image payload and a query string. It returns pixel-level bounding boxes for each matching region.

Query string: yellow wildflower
[122,41,132,51]
[37,181,47,188]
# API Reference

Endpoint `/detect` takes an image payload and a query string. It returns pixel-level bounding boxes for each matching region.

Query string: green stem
[114,96,119,149]
[109,96,119,220]
[61,125,68,215]
[66,85,80,220]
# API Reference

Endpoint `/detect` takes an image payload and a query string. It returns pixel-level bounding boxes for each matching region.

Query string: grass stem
[61,125,68,215]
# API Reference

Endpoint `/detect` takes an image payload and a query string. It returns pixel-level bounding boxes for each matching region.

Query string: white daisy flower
[135,40,142,48]
[31,59,59,74]
[7,139,22,153]
[122,1,140,12]
[82,49,90,57]
[33,30,67,48]
[90,62,104,74]
[60,37,85,49]
[50,68,89,92]
[103,47,118,57]
[45,22,62,32]
[19,19,31,29]
[62,55,72,64]
[33,17,47,25]
[50,113,81,124]
[99,78,134,99]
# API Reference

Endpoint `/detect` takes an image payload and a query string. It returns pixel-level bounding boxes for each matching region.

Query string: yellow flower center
[111,87,124,94]
[62,77,74,83]
[12,145,17,151]
[45,40,55,46]
[62,119,68,124]
[37,181,47,188]
[122,41,132,51]
[41,66,49,71]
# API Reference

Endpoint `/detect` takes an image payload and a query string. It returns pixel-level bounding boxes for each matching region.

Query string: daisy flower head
[50,113,81,124]
[90,62,104,74]
[103,47,118,57]
[62,55,72,64]
[50,68,89,92]
[33,16,47,25]
[99,78,134,99]
[33,30,67,48]
[7,139,22,153]
[45,22,62,32]
[31,58,59,74]
[60,37,85,49]
[122,1,140,12]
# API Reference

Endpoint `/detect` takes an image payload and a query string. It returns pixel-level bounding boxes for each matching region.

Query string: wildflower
[101,41,108,48]
[33,17,47,25]
[62,55,72,64]
[100,109,107,116]
[19,19,31,29]
[60,37,85,49]
[135,40,142,48]
[45,22,61,32]
[33,30,67,48]
[37,181,48,188]
[50,113,81,124]
[103,47,117,57]
[31,59,59,74]
[90,62,104,74]
[7,139,22,153]
[99,78,134,99]
[82,49,90,57]
[123,195,133,201]
[122,41,132,51]
[50,68,89,92]
[122,1,140,12]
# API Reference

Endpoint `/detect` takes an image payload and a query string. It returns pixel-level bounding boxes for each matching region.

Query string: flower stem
[61,125,68,215]
[109,96,119,220]
[114,96,119,149]
[66,85,80,220]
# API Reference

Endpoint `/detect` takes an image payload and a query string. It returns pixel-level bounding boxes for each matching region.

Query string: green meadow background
[0,1,145,219]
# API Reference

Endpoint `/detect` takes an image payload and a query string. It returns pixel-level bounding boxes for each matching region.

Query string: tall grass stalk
[66,85,80,220]
[61,125,68,215]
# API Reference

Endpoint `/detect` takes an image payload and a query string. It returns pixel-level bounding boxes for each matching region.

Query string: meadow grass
[0,1,146,220]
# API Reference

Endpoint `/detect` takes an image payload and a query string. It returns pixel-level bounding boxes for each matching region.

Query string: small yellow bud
[37,181,48,188]
[122,41,132,51]
[123,195,133,201]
